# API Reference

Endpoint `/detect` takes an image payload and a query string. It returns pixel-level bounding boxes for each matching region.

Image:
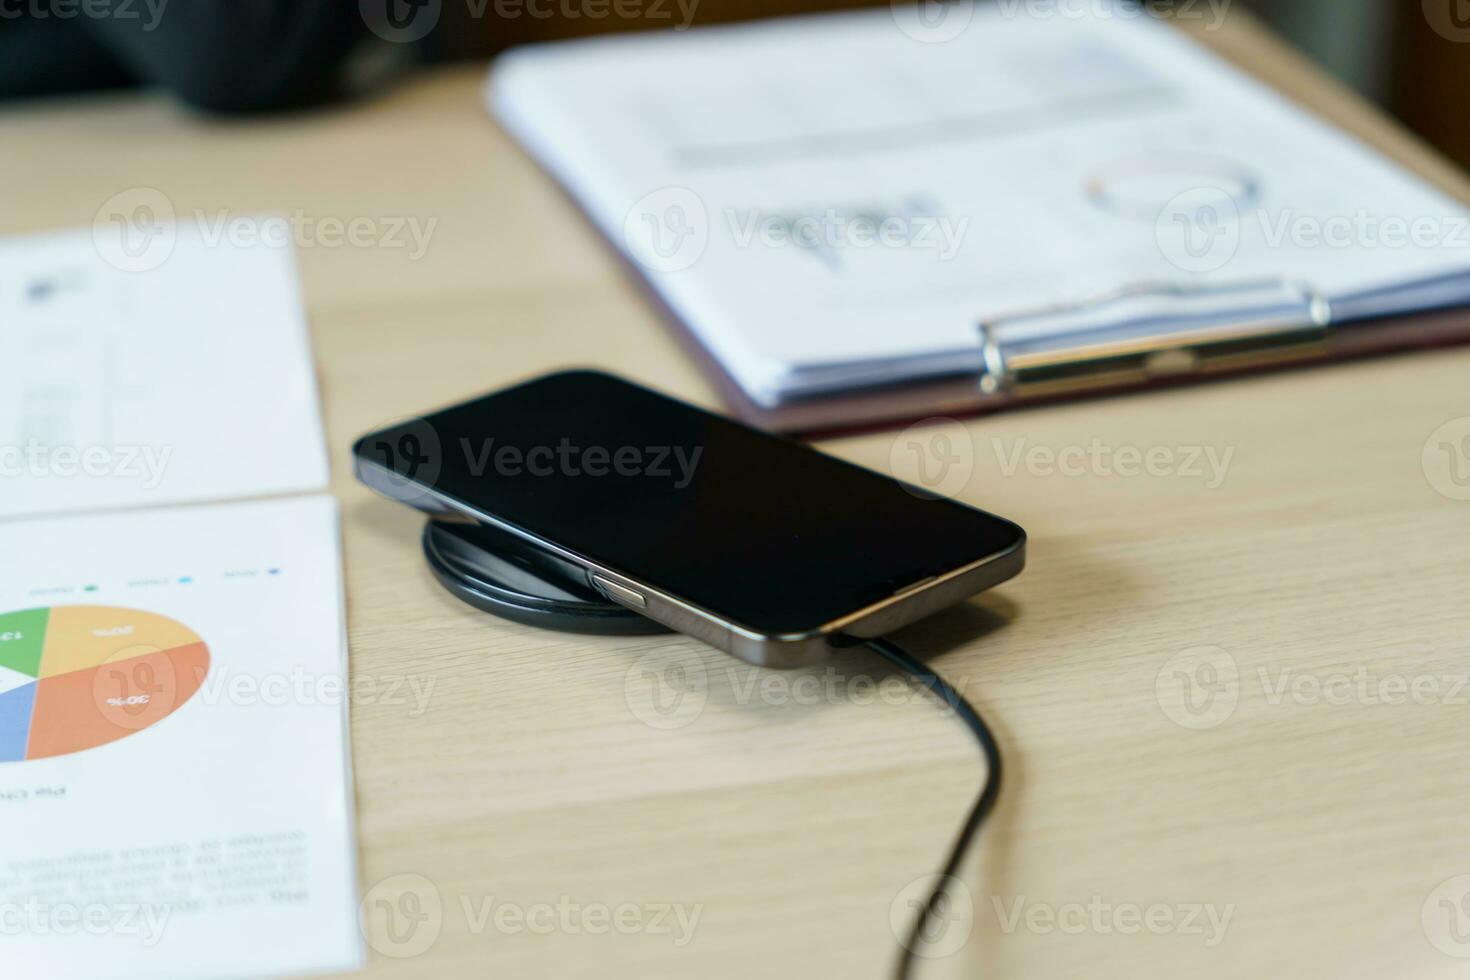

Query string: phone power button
[592,575,648,609]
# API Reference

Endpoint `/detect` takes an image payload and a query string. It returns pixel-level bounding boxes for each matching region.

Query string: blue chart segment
[0,683,37,763]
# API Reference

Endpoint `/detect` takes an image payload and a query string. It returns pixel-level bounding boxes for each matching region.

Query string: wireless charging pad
[422,519,673,636]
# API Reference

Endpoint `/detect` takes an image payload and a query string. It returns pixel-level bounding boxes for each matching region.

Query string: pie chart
[0,605,209,762]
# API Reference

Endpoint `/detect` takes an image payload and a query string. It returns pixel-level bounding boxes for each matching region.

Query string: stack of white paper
[0,226,363,979]
[0,497,362,979]
[488,2,1470,406]
[0,227,329,519]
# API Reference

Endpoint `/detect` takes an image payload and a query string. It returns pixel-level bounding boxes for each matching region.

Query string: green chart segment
[0,605,210,763]
[0,607,48,678]
[0,608,49,763]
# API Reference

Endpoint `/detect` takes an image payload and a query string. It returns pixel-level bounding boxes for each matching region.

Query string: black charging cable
[849,636,1003,980]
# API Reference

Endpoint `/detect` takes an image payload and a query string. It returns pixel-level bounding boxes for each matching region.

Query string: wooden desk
[5,11,1470,979]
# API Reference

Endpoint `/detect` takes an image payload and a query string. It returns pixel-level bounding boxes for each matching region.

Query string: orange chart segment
[39,605,203,680]
[26,643,210,761]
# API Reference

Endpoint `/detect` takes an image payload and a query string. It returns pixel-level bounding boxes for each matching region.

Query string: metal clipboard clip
[978,279,1333,398]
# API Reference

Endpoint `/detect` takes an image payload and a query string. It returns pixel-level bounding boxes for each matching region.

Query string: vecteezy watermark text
[0,0,168,31]
[457,438,703,489]
[624,652,975,730]
[1156,189,1470,274]
[0,441,172,489]
[887,419,1238,500]
[886,876,1234,960]
[193,210,437,259]
[620,188,971,274]
[359,874,702,958]
[93,188,438,273]
[991,895,1234,946]
[359,0,698,44]
[0,899,170,947]
[1156,645,1470,730]
[990,436,1234,488]
[723,205,970,268]
[195,668,438,717]
[892,0,1231,45]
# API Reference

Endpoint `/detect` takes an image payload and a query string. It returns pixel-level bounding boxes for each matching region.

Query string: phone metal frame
[356,455,1025,669]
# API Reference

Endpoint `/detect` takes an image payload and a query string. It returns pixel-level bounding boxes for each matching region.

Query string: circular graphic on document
[1085,153,1261,221]
[0,606,209,762]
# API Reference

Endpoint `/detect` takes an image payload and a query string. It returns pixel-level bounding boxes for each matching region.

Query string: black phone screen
[355,371,1023,635]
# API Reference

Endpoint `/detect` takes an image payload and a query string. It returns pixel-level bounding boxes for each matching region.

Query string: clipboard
[490,80,1470,435]
[485,5,1470,436]
[632,259,1470,436]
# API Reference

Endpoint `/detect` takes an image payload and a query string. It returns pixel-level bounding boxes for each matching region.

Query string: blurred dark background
[1243,0,1469,171]
[3,0,1466,170]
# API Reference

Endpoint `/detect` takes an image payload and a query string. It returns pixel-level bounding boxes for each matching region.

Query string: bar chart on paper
[0,605,210,762]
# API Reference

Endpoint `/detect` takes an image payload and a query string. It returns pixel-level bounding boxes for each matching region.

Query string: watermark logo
[92,193,438,271]
[356,416,443,506]
[363,0,698,38]
[359,875,701,954]
[623,662,975,731]
[890,873,973,958]
[1423,874,1470,957]
[360,874,444,958]
[890,428,1236,493]
[1155,645,1238,730]
[194,667,438,717]
[93,645,185,733]
[93,187,177,273]
[1422,417,1470,501]
[623,648,709,730]
[624,187,708,273]
[1155,652,1470,727]
[361,0,442,42]
[889,418,975,500]
[1156,196,1470,273]
[1423,0,1470,42]
[1155,186,1241,273]
[891,0,974,43]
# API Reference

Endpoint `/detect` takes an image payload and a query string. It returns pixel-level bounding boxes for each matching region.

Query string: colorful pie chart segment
[0,605,210,763]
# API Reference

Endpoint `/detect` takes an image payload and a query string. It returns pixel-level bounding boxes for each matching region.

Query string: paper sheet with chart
[0,224,329,519]
[0,495,363,980]
[489,2,1470,405]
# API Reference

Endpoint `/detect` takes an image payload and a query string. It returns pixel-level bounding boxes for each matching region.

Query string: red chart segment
[27,643,210,760]
[0,606,210,763]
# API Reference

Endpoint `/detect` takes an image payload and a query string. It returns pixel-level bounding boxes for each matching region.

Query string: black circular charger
[421,519,672,635]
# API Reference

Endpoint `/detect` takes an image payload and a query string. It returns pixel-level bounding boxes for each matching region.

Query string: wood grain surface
[4,8,1469,978]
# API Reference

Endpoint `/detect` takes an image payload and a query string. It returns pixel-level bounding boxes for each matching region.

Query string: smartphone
[354,371,1024,668]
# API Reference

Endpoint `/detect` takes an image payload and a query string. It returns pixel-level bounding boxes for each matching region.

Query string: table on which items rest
[4,10,1470,979]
